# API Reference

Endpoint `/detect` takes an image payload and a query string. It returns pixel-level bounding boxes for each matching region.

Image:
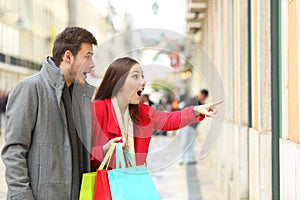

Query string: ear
[62,50,73,64]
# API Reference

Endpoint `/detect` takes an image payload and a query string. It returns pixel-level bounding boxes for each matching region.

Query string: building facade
[186,0,299,199]
[0,0,123,90]
[0,0,69,91]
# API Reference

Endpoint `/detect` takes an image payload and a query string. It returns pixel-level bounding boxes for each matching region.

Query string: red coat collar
[100,99,151,135]
[104,99,122,136]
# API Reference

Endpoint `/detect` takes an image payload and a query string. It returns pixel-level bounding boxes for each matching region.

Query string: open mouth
[137,88,144,96]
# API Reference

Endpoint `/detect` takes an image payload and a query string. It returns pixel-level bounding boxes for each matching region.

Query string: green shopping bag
[80,143,117,200]
[108,143,161,200]
[79,172,97,200]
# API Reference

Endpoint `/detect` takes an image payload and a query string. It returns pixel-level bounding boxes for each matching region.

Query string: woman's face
[120,64,146,104]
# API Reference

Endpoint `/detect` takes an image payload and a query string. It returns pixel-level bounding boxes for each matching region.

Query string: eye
[132,75,138,79]
[85,55,92,59]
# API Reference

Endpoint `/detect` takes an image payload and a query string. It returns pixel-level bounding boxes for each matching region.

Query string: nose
[90,60,95,69]
[140,78,146,87]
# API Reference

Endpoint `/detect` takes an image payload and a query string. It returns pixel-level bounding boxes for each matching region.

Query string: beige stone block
[219,123,232,198]
[249,128,272,200]
[259,132,272,199]
[249,129,259,200]
[239,125,250,199]
[209,123,250,200]
[280,139,300,200]
[232,124,240,200]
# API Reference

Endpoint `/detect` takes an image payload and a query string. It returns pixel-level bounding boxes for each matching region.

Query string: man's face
[71,42,95,84]
[198,93,207,103]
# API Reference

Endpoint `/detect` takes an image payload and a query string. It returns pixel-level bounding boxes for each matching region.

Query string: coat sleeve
[1,81,38,200]
[150,105,205,131]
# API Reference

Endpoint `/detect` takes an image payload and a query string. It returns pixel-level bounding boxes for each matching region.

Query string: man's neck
[59,64,73,87]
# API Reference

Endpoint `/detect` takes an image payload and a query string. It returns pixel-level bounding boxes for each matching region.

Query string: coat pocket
[39,144,71,183]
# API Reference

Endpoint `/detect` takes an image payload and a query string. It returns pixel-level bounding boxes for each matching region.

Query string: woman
[90,57,222,171]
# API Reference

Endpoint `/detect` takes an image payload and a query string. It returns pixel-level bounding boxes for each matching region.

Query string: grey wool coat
[1,57,95,200]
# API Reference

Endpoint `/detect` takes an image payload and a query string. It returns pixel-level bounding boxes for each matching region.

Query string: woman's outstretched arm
[149,100,223,131]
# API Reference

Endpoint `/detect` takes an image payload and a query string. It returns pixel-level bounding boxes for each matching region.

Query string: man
[1,27,97,199]
[142,94,154,107]
[178,89,208,165]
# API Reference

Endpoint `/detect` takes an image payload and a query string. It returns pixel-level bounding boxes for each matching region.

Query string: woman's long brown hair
[93,57,141,124]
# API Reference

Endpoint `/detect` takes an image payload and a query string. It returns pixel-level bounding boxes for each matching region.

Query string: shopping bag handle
[124,151,136,167]
[98,142,117,170]
[116,143,126,169]
[116,143,136,169]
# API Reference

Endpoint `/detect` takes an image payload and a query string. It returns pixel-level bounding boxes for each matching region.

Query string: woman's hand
[193,100,224,117]
[102,137,130,155]
[121,138,130,152]
[102,137,122,155]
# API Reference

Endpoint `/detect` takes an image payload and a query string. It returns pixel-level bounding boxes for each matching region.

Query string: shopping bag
[94,143,117,200]
[79,143,117,200]
[108,143,161,200]
[79,171,97,200]
[94,170,111,200]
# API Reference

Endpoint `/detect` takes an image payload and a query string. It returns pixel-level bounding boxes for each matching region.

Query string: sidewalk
[148,135,223,200]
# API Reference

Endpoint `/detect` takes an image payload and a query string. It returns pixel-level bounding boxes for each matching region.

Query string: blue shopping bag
[108,144,160,200]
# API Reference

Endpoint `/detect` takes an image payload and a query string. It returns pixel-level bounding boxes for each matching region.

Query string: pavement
[148,134,223,200]
[0,128,223,200]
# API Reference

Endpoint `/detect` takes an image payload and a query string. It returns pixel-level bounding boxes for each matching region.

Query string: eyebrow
[132,70,143,73]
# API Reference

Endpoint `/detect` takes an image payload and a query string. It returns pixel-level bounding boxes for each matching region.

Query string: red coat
[90,99,205,171]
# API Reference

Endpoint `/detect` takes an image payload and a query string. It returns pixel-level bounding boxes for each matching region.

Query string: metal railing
[0,52,41,71]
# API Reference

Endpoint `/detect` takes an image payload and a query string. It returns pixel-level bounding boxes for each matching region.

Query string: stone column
[249,0,272,199]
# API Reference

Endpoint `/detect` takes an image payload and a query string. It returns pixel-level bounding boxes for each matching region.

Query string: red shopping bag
[93,143,116,200]
[94,170,111,200]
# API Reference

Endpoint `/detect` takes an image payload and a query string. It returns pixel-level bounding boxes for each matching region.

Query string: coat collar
[104,99,122,136]
[40,56,94,100]
[74,82,95,98]
[40,57,66,127]
[101,99,152,135]
[40,56,65,91]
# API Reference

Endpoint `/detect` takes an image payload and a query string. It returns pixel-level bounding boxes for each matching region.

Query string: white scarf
[111,97,136,165]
